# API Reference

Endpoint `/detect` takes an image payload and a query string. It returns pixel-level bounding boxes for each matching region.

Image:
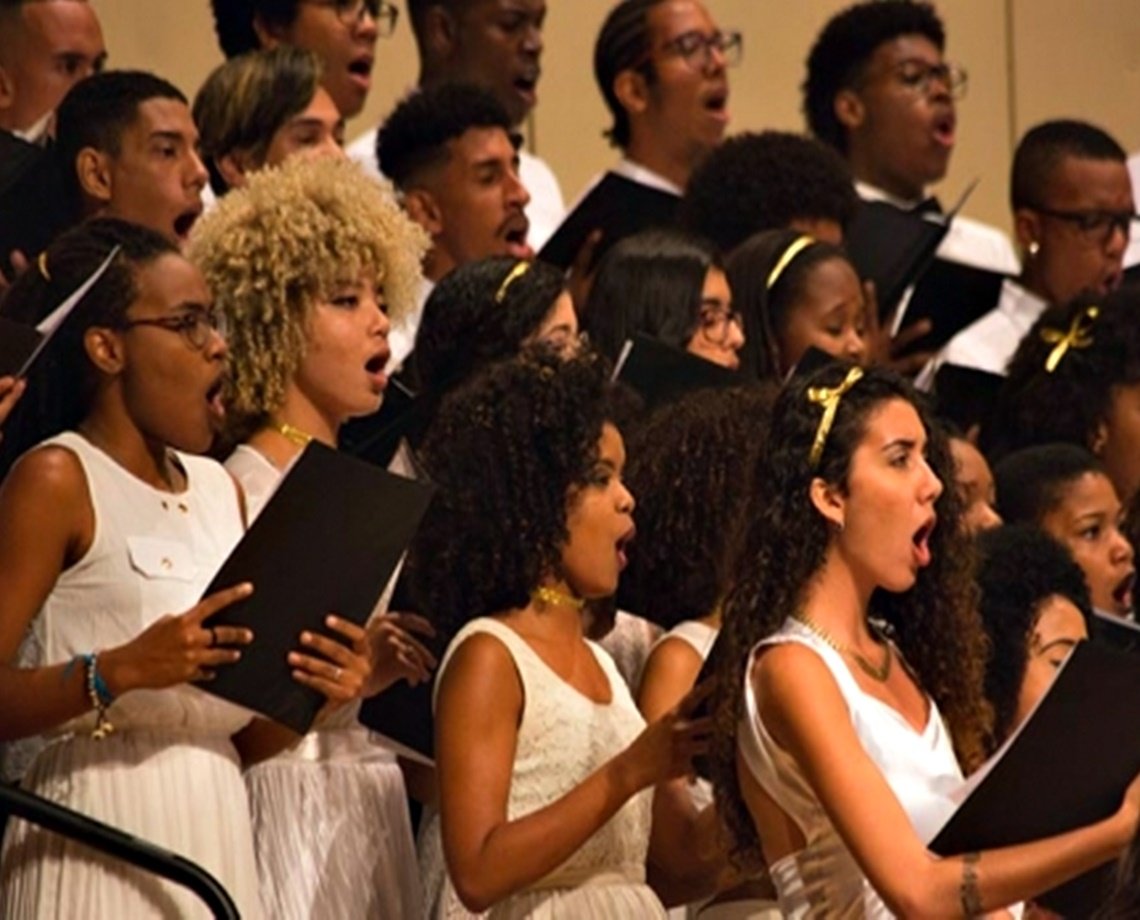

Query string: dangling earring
[1028,241,1040,257]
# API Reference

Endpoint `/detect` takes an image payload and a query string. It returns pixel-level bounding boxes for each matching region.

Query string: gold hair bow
[495,261,531,304]
[1040,305,1098,373]
[766,235,815,290]
[807,366,864,469]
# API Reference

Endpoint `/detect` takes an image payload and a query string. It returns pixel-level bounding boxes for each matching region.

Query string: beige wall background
[91,1,1140,238]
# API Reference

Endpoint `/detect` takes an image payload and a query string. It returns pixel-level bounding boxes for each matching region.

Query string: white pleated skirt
[0,729,263,919]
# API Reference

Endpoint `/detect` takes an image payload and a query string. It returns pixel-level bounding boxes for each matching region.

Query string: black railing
[0,783,240,919]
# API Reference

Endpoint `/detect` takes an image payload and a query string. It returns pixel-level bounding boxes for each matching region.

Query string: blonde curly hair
[188,156,428,442]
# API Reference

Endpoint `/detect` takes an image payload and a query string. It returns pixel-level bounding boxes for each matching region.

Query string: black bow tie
[914,196,943,216]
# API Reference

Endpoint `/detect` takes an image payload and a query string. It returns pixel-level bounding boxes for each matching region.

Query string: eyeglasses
[698,304,743,346]
[889,59,968,99]
[1032,206,1140,246]
[117,309,228,351]
[659,29,743,71]
[302,0,399,35]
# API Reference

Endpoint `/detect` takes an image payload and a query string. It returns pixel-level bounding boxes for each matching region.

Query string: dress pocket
[125,536,196,582]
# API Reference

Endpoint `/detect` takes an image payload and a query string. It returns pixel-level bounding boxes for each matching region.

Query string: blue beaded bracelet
[81,652,114,740]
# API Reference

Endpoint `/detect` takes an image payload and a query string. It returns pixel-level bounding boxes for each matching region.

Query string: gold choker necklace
[531,586,586,611]
[273,421,314,447]
[793,612,892,682]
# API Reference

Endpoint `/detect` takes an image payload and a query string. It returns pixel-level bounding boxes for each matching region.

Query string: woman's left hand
[287,614,371,706]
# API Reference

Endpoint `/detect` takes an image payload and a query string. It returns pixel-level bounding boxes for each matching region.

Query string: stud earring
[1028,241,1040,257]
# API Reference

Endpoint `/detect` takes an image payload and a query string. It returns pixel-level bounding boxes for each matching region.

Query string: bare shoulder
[3,444,87,499]
[438,630,524,711]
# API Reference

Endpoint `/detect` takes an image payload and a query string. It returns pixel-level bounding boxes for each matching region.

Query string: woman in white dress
[0,219,368,918]
[627,387,779,918]
[411,349,716,918]
[709,362,1140,917]
[189,155,435,920]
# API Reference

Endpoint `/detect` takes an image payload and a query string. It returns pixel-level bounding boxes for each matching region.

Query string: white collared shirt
[916,277,1047,389]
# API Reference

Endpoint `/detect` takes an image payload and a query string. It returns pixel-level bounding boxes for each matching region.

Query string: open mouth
[703,86,729,120]
[365,351,389,392]
[514,70,540,103]
[1112,571,1136,612]
[912,517,936,568]
[205,375,226,422]
[347,55,373,87]
[173,208,201,241]
[932,112,956,148]
[616,527,636,571]
[502,217,533,258]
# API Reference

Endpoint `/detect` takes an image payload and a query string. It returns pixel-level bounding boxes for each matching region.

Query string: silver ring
[333,667,343,681]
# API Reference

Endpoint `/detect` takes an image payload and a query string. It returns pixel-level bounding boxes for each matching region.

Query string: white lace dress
[225,444,423,919]
[0,432,263,919]
[435,617,666,919]
[738,618,964,918]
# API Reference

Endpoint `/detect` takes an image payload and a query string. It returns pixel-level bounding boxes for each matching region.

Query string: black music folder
[930,363,1004,435]
[338,376,421,469]
[540,171,680,271]
[0,246,118,377]
[200,442,435,734]
[357,635,444,765]
[613,334,742,411]
[931,641,1140,915]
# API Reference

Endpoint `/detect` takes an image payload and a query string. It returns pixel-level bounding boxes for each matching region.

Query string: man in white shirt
[376,82,531,370]
[921,119,1133,387]
[347,0,563,249]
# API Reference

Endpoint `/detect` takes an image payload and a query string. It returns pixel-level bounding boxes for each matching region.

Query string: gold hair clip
[766,235,815,290]
[1040,305,1098,373]
[37,251,51,281]
[807,366,864,469]
[495,261,531,304]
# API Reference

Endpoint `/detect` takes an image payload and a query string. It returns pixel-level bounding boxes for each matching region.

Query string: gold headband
[1040,305,1098,373]
[766,235,815,290]
[495,261,531,304]
[807,366,864,469]
[37,251,51,281]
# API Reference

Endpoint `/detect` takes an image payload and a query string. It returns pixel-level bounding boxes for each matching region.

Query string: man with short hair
[348,0,563,248]
[56,71,209,246]
[678,130,858,253]
[920,120,1134,386]
[0,0,106,277]
[377,82,531,367]
[208,0,392,121]
[804,0,1017,272]
[593,0,734,195]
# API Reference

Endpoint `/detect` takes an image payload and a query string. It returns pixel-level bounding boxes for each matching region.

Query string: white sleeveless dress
[224,444,423,919]
[434,617,666,919]
[738,618,964,918]
[0,432,263,919]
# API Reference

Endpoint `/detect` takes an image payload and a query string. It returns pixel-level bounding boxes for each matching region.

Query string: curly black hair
[593,0,665,149]
[803,1,945,153]
[709,363,991,865]
[980,290,1140,468]
[408,348,617,635]
[678,131,858,254]
[0,219,177,478]
[620,385,777,629]
[209,0,300,58]
[404,257,567,446]
[55,71,187,220]
[975,524,1092,749]
[376,82,516,190]
[585,228,722,363]
[1011,119,1126,211]
[992,443,1105,526]
[726,228,856,381]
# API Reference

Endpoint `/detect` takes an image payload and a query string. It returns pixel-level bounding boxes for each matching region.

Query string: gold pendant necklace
[531,585,586,611]
[273,421,314,447]
[793,612,892,682]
